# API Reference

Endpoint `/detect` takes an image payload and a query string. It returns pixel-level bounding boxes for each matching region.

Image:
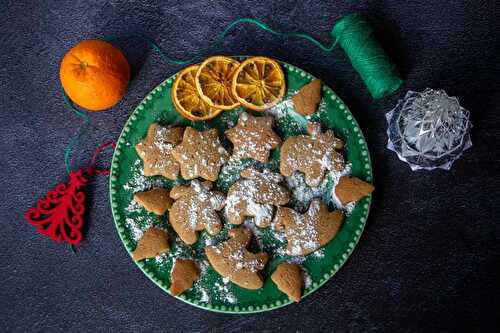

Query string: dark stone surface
[1,1,499,332]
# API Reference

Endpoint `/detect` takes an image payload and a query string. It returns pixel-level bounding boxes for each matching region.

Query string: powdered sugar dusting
[123,159,167,192]
[214,281,237,304]
[125,217,144,241]
[225,169,288,227]
[303,269,312,289]
[287,256,307,264]
[125,199,142,213]
[286,171,328,212]
[199,288,210,303]
[287,202,321,256]
[312,248,325,259]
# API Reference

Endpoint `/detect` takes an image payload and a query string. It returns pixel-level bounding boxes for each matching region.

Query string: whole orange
[60,39,130,111]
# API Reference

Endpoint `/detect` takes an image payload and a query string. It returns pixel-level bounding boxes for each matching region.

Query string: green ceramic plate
[109,57,373,313]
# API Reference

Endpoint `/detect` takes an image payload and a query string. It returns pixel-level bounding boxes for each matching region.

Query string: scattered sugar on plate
[266,98,307,134]
[125,200,142,213]
[287,256,307,265]
[266,98,294,120]
[214,281,237,304]
[303,269,312,289]
[123,159,166,193]
[286,171,328,212]
[155,252,169,266]
[125,217,144,241]
[199,288,210,303]
[312,248,325,259]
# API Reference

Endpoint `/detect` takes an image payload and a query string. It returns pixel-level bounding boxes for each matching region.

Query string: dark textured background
[1,1,499,332]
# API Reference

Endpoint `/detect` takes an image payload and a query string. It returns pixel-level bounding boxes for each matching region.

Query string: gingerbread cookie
[280,122,344,187]
[205,228,268,289]
[172,127,229,181]
[335,176,375,205]
[133,188,173,215]
[135,123,184,179]
[225,168,290,227]
[169,180,225,245]
[133,227,170,261]
[271,263,303,302]
[170,259,200,296]
[274,199,343,256]
[292,79,322,116]
[225,112,281,163]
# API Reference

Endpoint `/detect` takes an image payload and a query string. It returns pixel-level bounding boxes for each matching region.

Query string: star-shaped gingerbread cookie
[205,228,268,289]
[280,122,344,187]
[172,127,229,181]
[169,180,226,245]
[225,112,281,163]
[135,123,184,180]
[274,199,344,256]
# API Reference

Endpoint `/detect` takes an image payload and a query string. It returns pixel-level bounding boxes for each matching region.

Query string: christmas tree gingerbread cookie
[225,168,290,227]
[170,259,200,296]
[205,228,268,289]
[172,127,229,181]
[133,227,170,261]
[280,122,344,187]
[135,123,184,180]
[225,112,281,163]
[133,187,173,215]
[274,199,344,256]
[169,180,226,245]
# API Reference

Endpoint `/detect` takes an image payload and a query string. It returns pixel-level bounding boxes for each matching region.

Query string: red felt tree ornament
[25,141,115,245]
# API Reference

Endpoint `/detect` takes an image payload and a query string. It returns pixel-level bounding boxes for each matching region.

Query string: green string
[62,88,91,173]
[101,18,338,65]
[63,14,402,172]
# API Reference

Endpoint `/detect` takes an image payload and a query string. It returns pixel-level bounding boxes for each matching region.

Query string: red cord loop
[86,141,116,175]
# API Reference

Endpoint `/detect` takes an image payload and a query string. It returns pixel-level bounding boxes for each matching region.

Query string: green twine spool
[332,13,403,99]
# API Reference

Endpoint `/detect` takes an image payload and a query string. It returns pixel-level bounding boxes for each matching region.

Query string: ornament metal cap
[386,88,472,171]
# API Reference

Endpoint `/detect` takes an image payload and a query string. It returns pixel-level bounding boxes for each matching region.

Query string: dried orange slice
[231,56,286,112]
[171,64,222,121]
[195,56,240,110]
